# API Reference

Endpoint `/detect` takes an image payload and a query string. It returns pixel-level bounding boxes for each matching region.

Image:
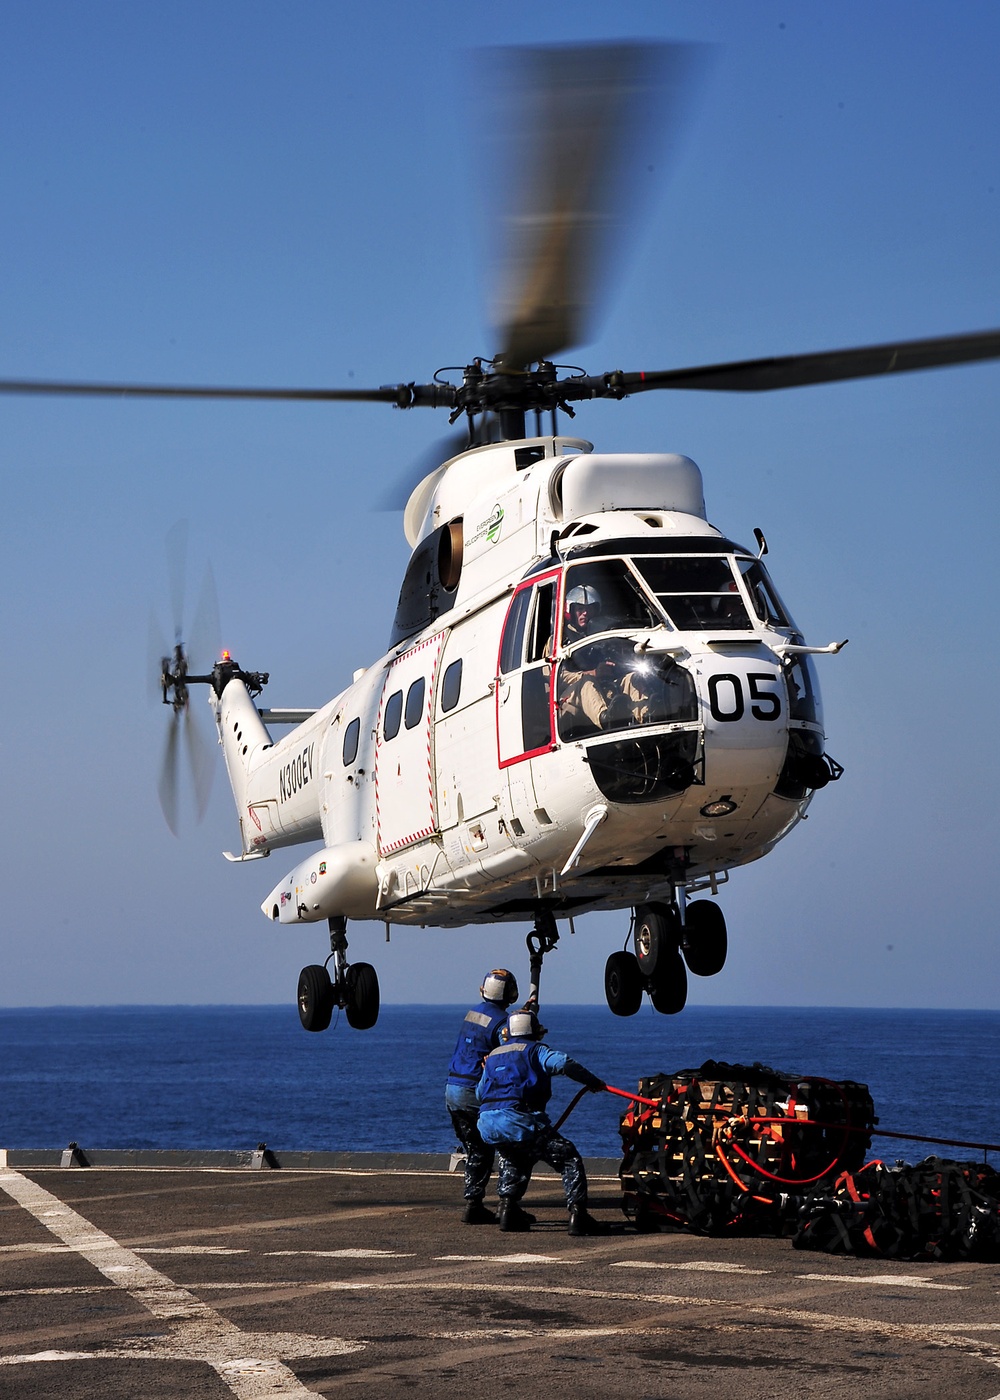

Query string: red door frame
[495,567,563,770]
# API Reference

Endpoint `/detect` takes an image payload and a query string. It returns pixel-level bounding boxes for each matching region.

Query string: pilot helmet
[505,1007,546,1041]
[566,584,602,616]
[481,968,519,1006]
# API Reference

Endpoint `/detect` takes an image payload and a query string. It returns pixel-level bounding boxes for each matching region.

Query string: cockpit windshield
[631,556,752,631]
[561,560,658,644]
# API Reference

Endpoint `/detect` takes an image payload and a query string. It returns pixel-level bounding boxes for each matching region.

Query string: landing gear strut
[525,908,559,1008]
[297,916,380,1032]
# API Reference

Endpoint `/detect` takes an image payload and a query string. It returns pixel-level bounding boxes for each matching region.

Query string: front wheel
[605,950,643,1017]
[297,964,334,1032]
[345,962,380,1030]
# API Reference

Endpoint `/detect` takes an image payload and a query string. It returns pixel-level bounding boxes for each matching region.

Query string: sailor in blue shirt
[445,968,520,1224]
[477,1006,608,1235]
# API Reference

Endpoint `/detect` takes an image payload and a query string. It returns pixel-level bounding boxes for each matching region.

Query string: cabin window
[632,556,752,631]
[404,677,425,730]
[499,587,532,674]
[441,658,462,713]
[383,689,403,740]
[342,717,360,765]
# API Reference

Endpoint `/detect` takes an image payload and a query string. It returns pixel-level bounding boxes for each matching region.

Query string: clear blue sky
[2,1,999,1009]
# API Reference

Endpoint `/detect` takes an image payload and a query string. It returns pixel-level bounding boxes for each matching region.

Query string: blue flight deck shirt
[445,1000,509,1115]
[476,1039,582,1146]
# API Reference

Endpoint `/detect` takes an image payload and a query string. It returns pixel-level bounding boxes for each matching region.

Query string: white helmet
[566,584,601,613]
[481,968,519,1006]
[505,1007,546,1041]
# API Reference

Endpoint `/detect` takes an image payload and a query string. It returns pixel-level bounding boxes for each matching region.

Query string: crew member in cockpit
[559,585,613,731]
[558,585,647,734]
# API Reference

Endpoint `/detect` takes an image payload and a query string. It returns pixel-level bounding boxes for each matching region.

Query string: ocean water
[1,1005,998,1165]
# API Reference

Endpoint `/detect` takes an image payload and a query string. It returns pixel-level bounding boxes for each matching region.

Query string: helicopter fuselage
[208,437,840,935]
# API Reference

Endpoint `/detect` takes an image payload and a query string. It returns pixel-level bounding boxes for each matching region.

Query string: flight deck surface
[2,1153,999,1398]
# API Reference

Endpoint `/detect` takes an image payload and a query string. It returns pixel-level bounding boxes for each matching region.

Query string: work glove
[583,1071,606,1093]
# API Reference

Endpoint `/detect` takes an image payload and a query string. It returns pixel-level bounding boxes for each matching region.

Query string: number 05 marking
[708,672,782,723]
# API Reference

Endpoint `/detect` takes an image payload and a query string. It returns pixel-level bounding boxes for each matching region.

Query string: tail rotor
[153,523,221,835]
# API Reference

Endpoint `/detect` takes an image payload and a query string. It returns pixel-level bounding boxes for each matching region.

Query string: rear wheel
[345,961,380,1029]
[682,901,728,977]
[605,950,643,1017]
[648,947,688,1014]
[297,964,335,1032]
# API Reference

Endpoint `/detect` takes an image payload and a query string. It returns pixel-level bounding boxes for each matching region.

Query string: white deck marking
[265,1248,413,1259]
[432,1326,678,1341]
[797,1273,969,1291]
[611,1260,770,1274]
[434,1253,572,1264]
[0,1166,365,1395]
[141,1247,249,1255]
[936,1324,1000,1332]
[3,1352,98,1363]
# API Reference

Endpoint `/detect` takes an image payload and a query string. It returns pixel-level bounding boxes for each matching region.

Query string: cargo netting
[618,1060,1000,1259]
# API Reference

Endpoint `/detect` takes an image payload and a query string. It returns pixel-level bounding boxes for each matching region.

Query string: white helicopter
[4,44,999,1031]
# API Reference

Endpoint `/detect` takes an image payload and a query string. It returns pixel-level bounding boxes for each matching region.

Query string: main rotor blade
[487,42,709,371]
[602,328,1000,395]
[374,429,471,511]
[0,378,456,406]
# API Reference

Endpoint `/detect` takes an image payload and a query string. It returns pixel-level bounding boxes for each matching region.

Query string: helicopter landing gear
[680,900,728,978]
[525,909,560,1008]
[297,916,380,1032]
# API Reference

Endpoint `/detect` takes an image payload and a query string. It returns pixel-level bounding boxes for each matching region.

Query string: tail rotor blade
[165,519,189,641]
[184,705,216,821]
[147,607,170,704]
[189,564,222,673]
[158,714,182,837]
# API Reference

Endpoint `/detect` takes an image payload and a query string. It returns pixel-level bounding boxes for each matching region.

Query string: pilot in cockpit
[558,585,649,733]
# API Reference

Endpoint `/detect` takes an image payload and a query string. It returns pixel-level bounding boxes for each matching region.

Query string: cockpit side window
[738,558,791,628]
[561,560,657,643]
[499,588,532,675]
[526,582,556,663]
[633,556,752,631]
[785,655,822,726]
